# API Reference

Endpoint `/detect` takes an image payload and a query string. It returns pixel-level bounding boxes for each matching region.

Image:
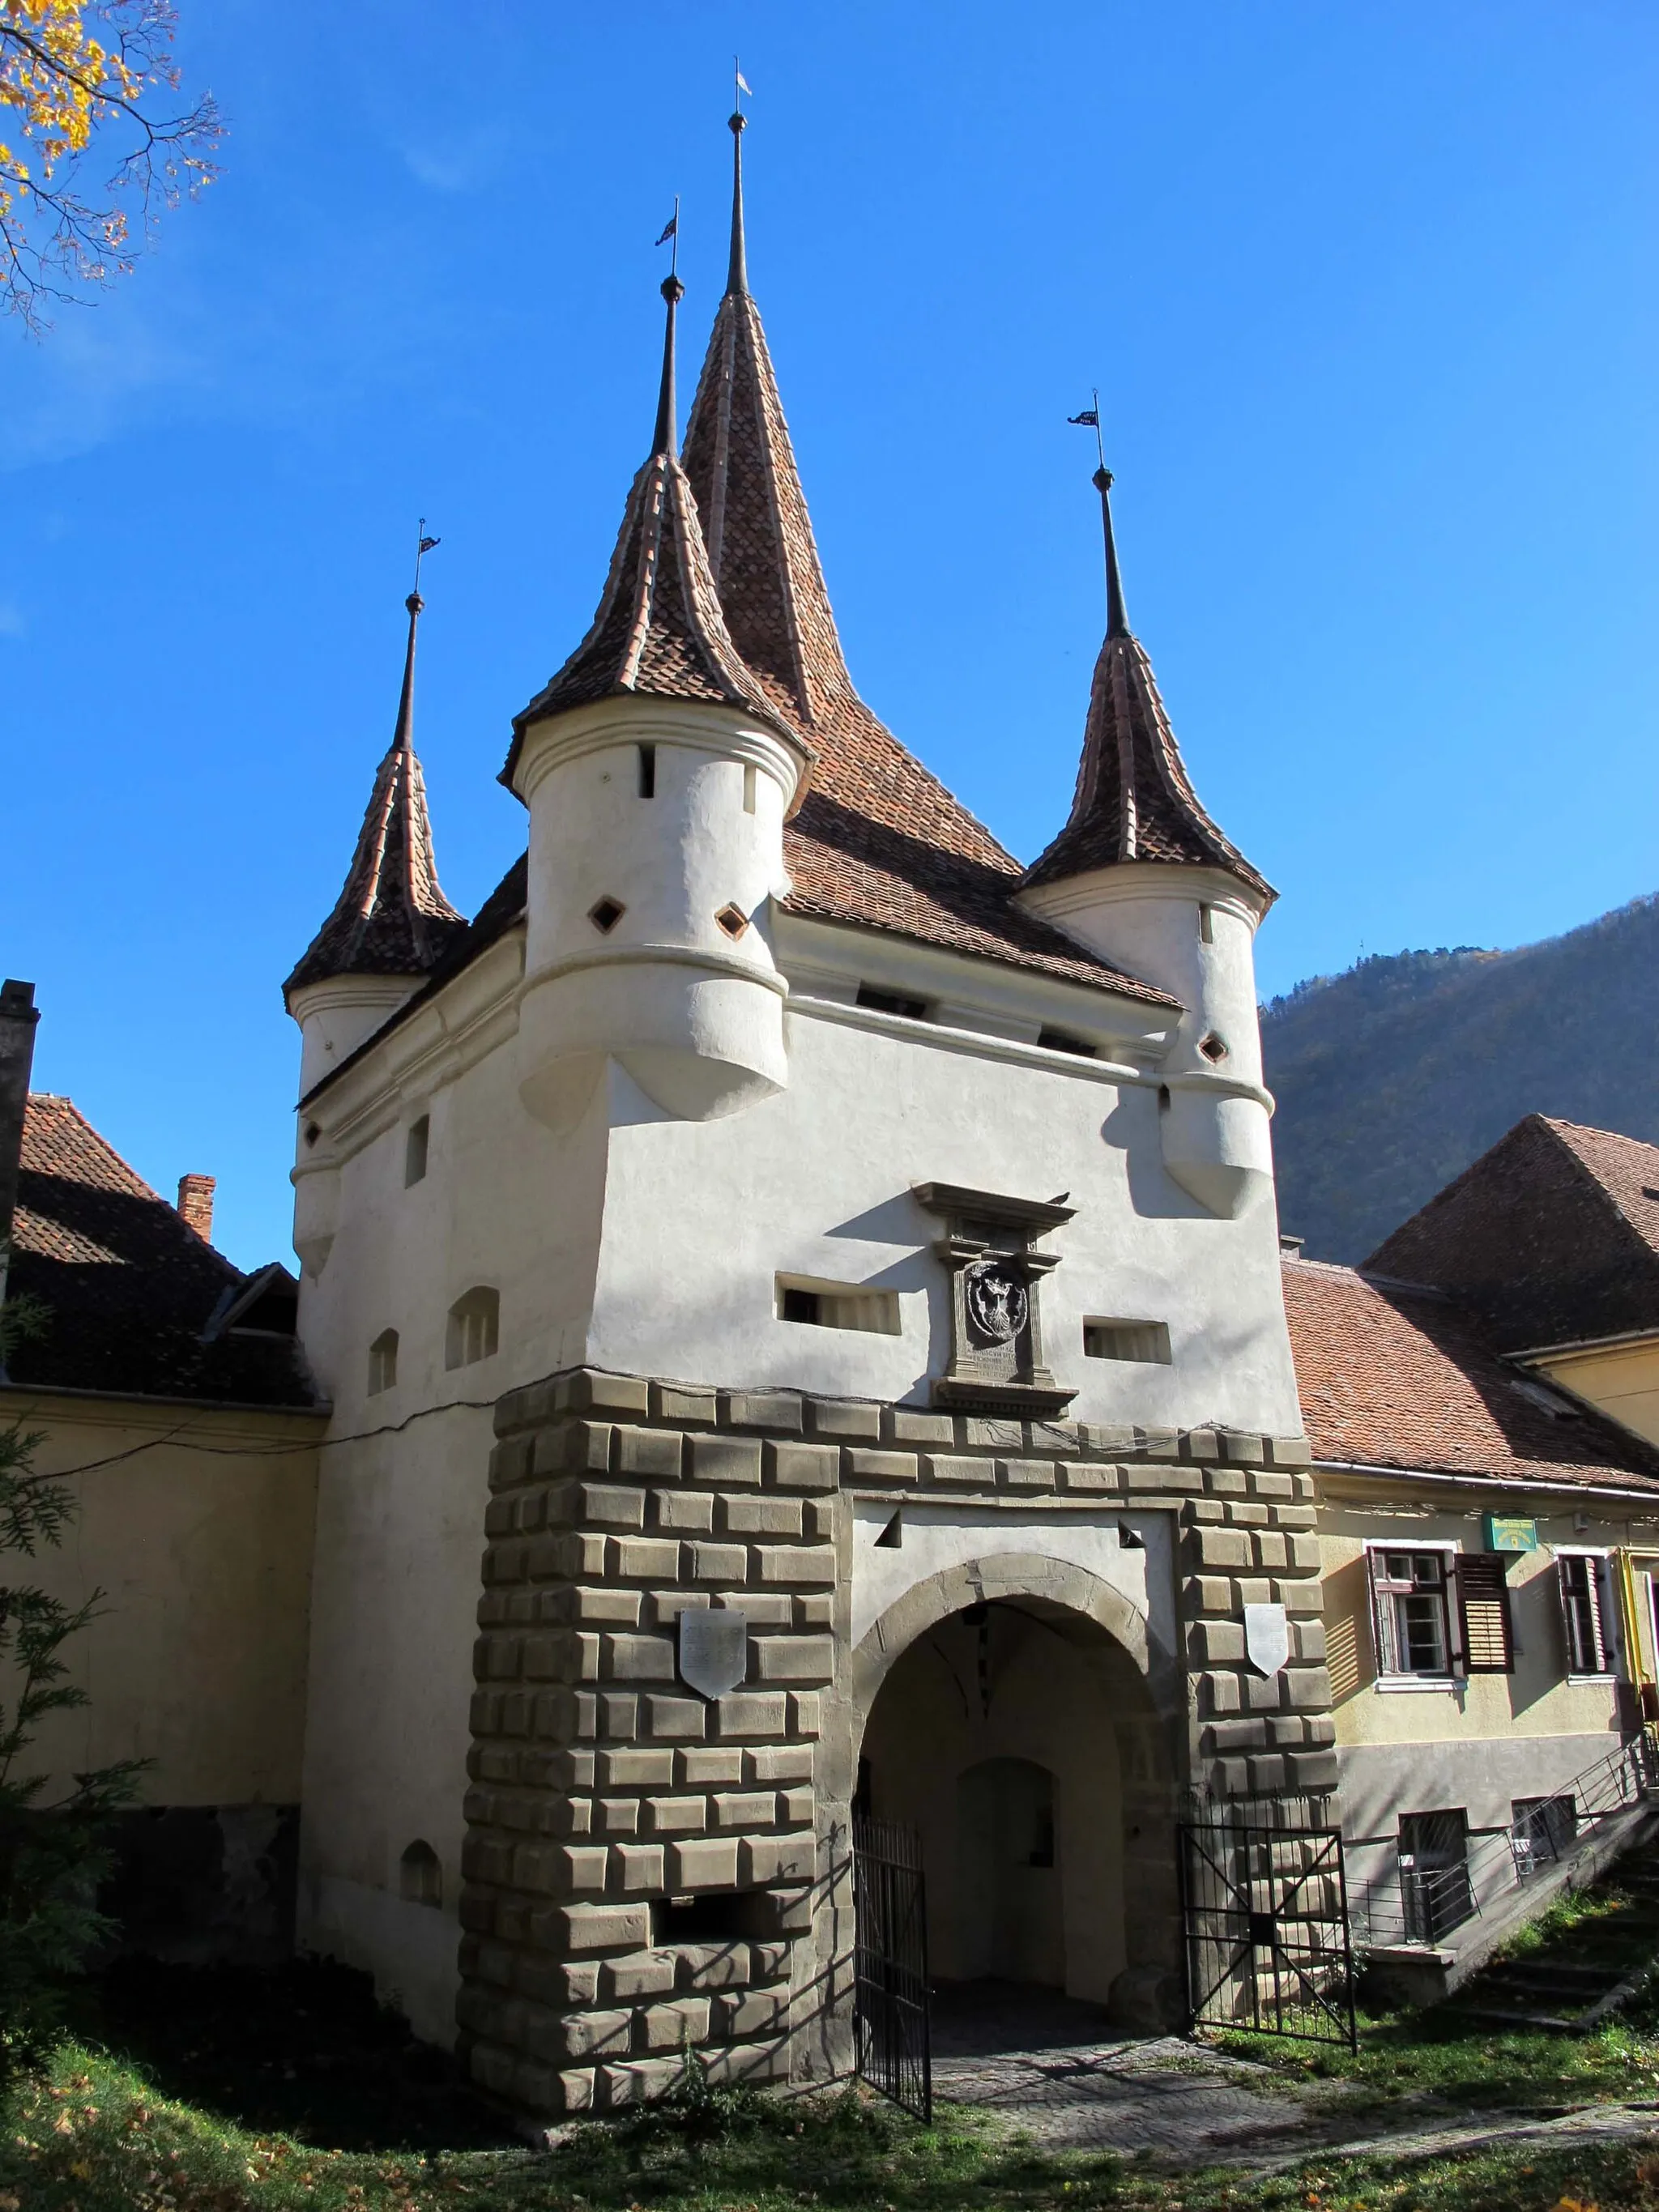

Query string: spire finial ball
[405,590,424,616]
[661,273,685,306]
[729,109,745,135]
[1094,465,1113,492]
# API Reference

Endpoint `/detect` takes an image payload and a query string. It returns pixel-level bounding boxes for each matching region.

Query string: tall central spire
[1097,466,1128,641]
[505,269,793,778]
[680,117,856,735]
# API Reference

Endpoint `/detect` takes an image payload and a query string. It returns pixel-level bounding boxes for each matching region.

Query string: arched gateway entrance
[849,1551,1185,2030]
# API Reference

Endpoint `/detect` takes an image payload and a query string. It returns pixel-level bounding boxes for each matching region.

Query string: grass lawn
[11,1885,1659,2212]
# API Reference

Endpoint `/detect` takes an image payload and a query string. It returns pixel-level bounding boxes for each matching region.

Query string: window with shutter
[1557,1554,1613,1676]
[1455,1554,1515,1673]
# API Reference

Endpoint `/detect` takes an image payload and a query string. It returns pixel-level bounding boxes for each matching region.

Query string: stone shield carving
[678,1608,748,1698]
[1243,1602,1290,1678]
[965,1261,1030,1346]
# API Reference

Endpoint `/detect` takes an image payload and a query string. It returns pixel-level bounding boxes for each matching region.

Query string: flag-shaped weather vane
[1068,390,1107,473]
[412,517,441,593]
[655,195,680,276]
[734,56,752,109]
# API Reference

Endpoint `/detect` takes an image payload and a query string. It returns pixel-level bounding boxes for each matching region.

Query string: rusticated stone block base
[457,1367,1335,2113]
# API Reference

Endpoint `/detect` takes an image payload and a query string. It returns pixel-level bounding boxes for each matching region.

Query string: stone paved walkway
[930,1983,1318,2157]
[927,1982,1659,2170]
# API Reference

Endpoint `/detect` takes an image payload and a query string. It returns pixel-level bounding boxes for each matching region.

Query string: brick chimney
[0,978,41,1311]
[177,1173,216,1245]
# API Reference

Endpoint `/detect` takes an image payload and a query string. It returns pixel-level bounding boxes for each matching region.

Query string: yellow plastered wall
[0,1392,322,1804]
[1319,1490,1650,1750]
[1534,1339,1659,1451]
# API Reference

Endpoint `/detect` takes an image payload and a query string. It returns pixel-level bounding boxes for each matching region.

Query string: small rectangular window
[1199,904,1215,944]
[1038,1028,1097,1058]
[638,743,656,798]
[1557,1554,1614,1676]
[775,1274,901,1336]
[855,985,929,1021]
[1398,1809,1473,1941]
[1512,1794,1576,1878]
[1367,1547,1454,1677]
[742,762,757,815]
[404,1115,430,1187]
[368,1328,399,1396]
[1083,1318,1171,1364]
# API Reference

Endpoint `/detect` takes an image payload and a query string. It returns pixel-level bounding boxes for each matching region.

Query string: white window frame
[1554,1547,1620,1683]
[1364,1538,1461,1691]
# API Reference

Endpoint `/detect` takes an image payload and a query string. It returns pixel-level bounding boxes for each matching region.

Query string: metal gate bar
[853,1814,932,2121]
[1179,1814,1356,2049]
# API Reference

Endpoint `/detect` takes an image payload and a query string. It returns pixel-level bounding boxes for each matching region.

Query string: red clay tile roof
[1022,475,1272,904]
[6,1096,316,1406]
[286,594,466,1003]
[1282,1255,1659,1490]
[1366,1115,1659,1353]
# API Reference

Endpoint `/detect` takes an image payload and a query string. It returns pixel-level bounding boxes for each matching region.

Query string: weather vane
[734,57,752,112]
[655,195,680,278]
[1068,390,1107,474]
[412,518,440,595]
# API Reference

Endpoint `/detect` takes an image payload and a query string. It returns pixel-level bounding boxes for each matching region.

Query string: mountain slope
[1261,893,1659,1264]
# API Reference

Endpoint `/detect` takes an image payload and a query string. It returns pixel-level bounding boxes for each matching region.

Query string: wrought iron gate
[1179,1809,1356,2048]
[853,1815,932,2120]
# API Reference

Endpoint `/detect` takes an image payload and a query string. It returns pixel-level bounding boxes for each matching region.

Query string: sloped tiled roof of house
[1282,1254,1659,1490]
[6,1096,316,1407]
[1366,1114,1659,1353]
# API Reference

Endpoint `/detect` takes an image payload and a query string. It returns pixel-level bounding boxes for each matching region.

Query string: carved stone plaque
[1243,1602,1290,1678]
[912,1181,1077,1417]
[965,1261,1029,1345]
[678,1608,748,1699]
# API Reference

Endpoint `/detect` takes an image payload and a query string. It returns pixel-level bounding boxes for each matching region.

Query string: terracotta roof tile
[6,1096,316,1406]
[1282,1255,1659,1489]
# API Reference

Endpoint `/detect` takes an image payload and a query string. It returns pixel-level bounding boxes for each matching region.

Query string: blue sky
[4,1,1655,1270]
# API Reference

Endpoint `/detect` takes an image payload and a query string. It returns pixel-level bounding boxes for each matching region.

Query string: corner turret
[505,269,812,1132]
[1017,468,1277,1218]
[285,581,463,1270]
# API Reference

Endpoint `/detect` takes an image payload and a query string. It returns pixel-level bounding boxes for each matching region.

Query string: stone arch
[851,1552,1178,1726]
[843,1551,1187,2032]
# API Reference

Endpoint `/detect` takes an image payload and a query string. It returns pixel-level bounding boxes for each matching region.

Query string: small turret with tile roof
[506,267,812,1131]
[1017,466,1277,1217]
[285,585,466,1099]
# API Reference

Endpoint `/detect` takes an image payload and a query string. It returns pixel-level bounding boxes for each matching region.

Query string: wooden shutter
[1557,1555,1610,1675]
[1455,1553,1515,1673]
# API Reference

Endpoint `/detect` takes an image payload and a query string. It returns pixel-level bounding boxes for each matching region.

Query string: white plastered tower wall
[289,975,425,1275]
[1018,861,1276,1221]
[511,694,809,1132]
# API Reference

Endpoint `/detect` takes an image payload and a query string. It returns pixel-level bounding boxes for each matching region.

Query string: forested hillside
[1261,893,1659,1264]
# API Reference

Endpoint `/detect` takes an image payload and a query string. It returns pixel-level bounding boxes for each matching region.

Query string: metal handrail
[1350,1727,1659,1950]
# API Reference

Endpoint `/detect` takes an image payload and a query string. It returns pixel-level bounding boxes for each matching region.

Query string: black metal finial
[1094,464,1128,639]
[394,589,422,751]
[653,271,685,458]
[727,109,748,297]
